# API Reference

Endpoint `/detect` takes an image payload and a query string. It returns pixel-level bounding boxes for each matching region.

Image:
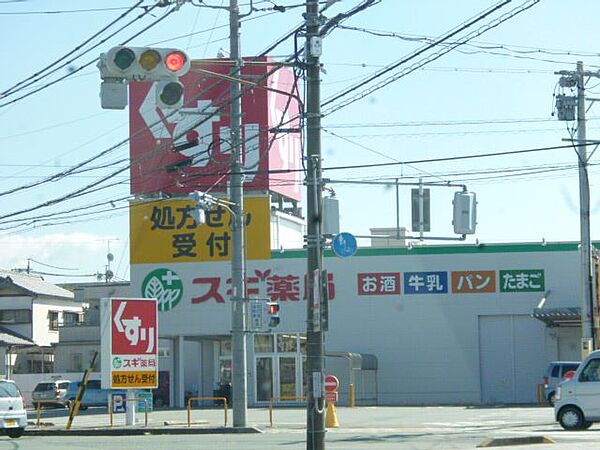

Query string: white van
[554,349,600,430]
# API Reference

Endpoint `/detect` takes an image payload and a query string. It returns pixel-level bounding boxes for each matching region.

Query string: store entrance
[254,333,305,404]
[255,356,274,402]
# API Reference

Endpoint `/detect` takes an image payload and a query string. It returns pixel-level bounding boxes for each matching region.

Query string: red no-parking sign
[101,298,158,389]
[325,375,339,402]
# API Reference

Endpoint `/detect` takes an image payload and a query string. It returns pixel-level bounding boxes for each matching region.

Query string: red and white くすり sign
[101,298,158,389]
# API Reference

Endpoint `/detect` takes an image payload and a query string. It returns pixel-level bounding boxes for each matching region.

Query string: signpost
[332,232,358,258]
[324,374,340,428]
[324,374,339,403]
[101,298,158,425]
[312,269,321,332]
[112,393,126,413]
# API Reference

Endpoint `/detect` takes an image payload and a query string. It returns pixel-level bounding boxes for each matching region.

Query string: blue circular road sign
[332,232,358,258]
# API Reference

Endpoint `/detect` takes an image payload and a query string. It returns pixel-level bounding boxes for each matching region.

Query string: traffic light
[100,47,190,81]
[98,46,190,110]
[155,79,185,109]
[267,302,280,328]
[452,191,477,235]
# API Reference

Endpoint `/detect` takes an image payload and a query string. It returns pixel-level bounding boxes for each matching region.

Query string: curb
[25,426,262,436]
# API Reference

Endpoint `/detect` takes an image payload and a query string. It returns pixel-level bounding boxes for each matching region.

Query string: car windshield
[0,381,20,398]
[34,383,55,392]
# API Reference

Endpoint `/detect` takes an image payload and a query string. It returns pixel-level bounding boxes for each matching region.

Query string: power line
[322,0,542,115]
[337,25,600,59]
[0,5,147,15]
[0,3,174,108]
[323,116,589,129]
[0,1,368,224]
[27,258,78,271]
[0,1,147,99]
[1,147,594,233]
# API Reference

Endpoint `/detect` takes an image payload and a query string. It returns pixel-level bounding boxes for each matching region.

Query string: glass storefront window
[302,356,308,397]
[219,359,232,384]
[220,339,232,356]
[279,357,296,398]
[277,335,297,353]
[254,334,274,353]
[299,335,307,354]
[256,357,273,402]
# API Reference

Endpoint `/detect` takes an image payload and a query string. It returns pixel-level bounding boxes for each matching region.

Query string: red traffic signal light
[165,51,187,72]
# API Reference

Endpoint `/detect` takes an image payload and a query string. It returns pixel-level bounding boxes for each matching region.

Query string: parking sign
[101,298,159,389]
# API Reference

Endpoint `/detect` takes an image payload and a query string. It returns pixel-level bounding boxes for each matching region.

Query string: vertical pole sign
[312,269,321,332]
[101,298,158,424]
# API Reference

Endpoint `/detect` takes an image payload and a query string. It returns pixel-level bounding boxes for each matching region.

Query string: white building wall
[31,299,83,347]
[270,211,305,250]
[0,296,33,339]
[131,243,583,405]
[184,340,202,397]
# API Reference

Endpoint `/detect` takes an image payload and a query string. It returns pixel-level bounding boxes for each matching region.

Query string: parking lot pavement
[18,405,600,449]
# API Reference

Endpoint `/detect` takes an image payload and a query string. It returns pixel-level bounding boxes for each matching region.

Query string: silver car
[0,380,27,438]
[543,361,580,406]
[31,380,70,408]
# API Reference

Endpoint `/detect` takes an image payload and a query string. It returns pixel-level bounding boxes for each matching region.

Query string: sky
[1,0,600,284]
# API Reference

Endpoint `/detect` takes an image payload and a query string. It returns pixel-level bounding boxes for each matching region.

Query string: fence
[187,397,228,427]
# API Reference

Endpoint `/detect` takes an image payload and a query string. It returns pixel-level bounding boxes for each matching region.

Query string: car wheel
[6,428,24,439]
[559,406,586,430]
[548,391,556,406]
[583,421,593,430]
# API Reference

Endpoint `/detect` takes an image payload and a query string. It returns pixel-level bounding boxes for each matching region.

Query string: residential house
[0,270,84,375]
[54,281,130,373]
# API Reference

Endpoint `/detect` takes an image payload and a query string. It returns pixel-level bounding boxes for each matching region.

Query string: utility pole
[305,0,325,449]
[555,61,598,356]
[229,0,248,428]
[576,61,594,355]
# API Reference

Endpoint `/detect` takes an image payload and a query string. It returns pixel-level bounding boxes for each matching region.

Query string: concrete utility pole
[305,0,326,448]
[555,61,598,356]
[229,0,248,428]
[576,61,594,354]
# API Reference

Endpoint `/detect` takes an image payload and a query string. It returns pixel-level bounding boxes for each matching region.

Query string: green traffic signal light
[113,48,135,70]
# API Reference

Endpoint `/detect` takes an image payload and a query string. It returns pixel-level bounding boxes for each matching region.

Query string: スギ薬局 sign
[128,56,302,201]
[101,298,158,389]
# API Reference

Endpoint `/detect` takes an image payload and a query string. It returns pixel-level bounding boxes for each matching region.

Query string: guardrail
[187,397,228,427]
[108,397,148,427]
[34,399,66,427]
[269,396,306,427]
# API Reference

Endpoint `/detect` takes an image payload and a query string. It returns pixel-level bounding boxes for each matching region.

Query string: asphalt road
[2,405,600,449]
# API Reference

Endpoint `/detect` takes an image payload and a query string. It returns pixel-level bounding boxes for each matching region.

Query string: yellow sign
[111,371,157,388]
[130,196,271,264]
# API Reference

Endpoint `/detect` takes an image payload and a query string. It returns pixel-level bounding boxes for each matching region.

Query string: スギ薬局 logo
[142,269,183,312]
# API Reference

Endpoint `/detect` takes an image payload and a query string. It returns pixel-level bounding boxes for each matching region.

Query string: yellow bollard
[325,401,339,428]
[349,383,355,408]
